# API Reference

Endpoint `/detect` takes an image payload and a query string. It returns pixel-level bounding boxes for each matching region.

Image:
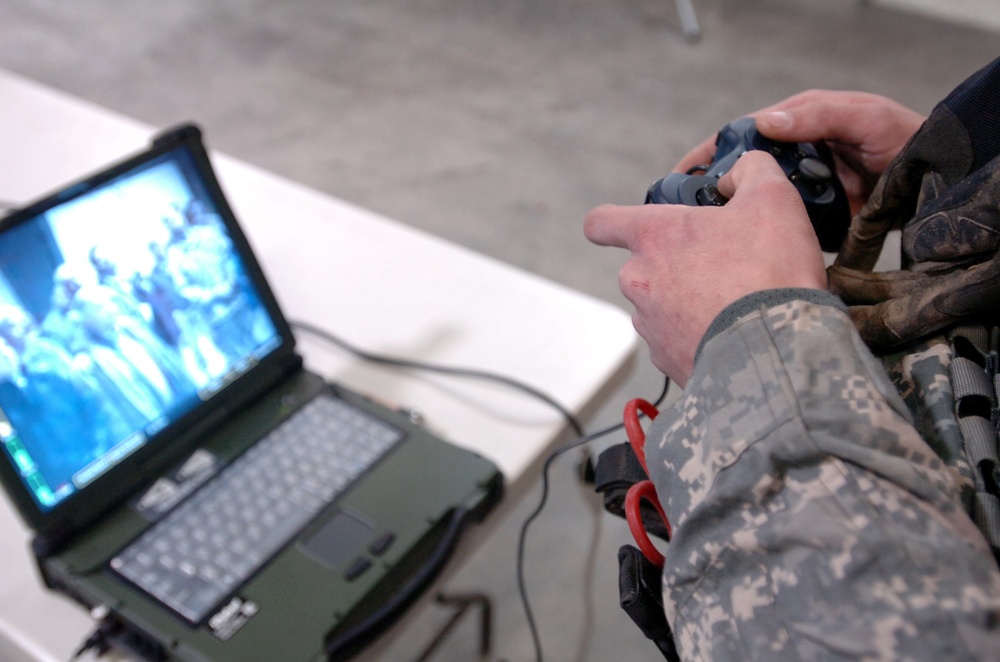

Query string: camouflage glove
[828,58,1000,349]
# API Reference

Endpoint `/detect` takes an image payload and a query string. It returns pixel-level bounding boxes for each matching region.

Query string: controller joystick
[645,117,850,252]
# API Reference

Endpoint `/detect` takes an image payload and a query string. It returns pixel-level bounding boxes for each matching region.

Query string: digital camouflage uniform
[643,57,1000,660]
[646,292,1000,660]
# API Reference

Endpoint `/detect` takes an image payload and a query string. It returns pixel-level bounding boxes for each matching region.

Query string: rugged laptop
[0,125,502,661]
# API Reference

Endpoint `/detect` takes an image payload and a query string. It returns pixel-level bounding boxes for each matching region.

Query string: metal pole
[674,0,701,41]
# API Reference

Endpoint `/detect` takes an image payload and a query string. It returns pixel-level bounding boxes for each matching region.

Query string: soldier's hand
[676,90,926,217]
[585,152,827,386]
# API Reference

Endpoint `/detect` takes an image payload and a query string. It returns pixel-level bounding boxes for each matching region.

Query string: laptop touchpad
[299,509,375,569]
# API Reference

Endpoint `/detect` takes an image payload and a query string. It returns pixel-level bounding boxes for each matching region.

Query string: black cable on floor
[516,376,670,662]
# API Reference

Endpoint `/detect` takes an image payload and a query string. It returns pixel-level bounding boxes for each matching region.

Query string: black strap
[598,446,677,656]
[594,443,670,541]
[618,545,679,661]
[594,443,649,497]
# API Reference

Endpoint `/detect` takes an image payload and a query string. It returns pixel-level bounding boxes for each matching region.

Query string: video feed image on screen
[0,155,281,510]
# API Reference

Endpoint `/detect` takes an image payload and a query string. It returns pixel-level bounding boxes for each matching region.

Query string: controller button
[798,157,832,182]
[696,185,727,206]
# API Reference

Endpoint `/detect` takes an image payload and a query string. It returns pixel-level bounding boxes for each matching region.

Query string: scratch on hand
[629,280,652,292]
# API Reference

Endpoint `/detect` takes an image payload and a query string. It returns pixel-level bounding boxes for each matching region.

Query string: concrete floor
[3,0,999,659]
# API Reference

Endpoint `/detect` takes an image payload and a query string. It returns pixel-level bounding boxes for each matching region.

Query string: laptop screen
[0,145,283,513]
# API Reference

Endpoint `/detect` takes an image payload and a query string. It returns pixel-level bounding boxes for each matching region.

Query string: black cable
[71,616,116,660]
[516,376,670,662]
[290,320,586,437]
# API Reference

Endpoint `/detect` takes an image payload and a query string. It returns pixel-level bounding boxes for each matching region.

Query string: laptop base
[35,372,503,662]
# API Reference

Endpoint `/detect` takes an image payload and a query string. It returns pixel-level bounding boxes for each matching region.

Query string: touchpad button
[299,509,374,569]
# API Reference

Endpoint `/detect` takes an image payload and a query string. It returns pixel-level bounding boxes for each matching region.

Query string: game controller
[645,116,850,252]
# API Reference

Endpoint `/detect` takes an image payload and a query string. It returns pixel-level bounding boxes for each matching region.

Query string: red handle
[624,398,659,472]
[625,480,669,568]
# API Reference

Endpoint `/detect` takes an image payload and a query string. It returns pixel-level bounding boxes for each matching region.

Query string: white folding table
[0,69,638,661]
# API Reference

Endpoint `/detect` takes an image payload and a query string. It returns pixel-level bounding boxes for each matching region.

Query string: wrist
[694,288,845,364]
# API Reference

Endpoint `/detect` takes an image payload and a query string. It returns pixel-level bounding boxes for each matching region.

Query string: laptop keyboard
[109,393,403,623]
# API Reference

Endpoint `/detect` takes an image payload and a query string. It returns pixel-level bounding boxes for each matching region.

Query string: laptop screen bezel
[0,124,301,540]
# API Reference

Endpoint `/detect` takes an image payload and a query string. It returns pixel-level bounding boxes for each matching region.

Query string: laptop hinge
[30,517,80,579]
[31,534,62,591]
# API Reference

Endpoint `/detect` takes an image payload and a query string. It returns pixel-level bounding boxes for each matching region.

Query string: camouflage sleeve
[645,292,1000,661]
